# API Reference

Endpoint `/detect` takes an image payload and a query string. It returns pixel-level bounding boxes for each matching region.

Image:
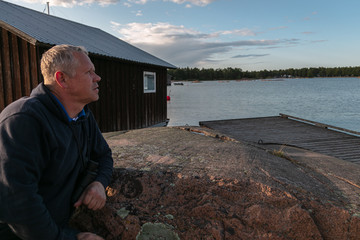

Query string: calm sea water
[167,78,360,132]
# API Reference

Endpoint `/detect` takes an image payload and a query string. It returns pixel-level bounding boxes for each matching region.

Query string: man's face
[67,52,101,105]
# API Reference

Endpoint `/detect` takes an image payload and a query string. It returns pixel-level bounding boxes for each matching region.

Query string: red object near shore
[167,96,171,101]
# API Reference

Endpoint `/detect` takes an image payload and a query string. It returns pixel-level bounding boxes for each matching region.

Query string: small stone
[116,207,130,219]
[136,222,180,240]
[165,214,174,220]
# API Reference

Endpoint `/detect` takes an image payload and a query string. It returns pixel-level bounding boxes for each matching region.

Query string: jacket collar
[30,83,90,124]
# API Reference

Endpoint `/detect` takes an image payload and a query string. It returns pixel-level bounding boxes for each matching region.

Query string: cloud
[232,54,270,59]
[303,11,317,21]
[269,26,288,31]
[111,22,300,67]
[18,0,217,7]
[20,0,119,7]
[127,0,148,4]
[220,29,257,36]
[135,10,143,16]
[126,0,218,6]
[310,40,327,43]
[166,0,217,7]
[126,0,219,7]
[302,31,315,35]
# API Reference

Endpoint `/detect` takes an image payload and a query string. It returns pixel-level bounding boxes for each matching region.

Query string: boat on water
[173,82,184,85]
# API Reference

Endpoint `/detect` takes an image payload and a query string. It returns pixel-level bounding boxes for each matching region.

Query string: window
[144,71,156,93]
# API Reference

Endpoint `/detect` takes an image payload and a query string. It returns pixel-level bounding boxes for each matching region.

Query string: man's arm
[73,113,113,210]
[0,114,77,240]
[88,112,114,189]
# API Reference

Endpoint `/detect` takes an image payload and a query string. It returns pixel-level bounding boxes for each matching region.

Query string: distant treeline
[168,66,360,81]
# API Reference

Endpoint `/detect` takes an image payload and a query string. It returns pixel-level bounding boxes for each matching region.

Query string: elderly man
[0,45,113,240]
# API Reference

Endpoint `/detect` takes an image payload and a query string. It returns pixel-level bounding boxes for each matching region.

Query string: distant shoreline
[170,76,359,83]
[168,66,360,82]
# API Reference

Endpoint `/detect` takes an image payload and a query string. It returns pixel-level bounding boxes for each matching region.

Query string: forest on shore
[168,66,360,81]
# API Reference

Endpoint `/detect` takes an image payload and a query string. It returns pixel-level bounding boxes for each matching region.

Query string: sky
[4,0,360,71]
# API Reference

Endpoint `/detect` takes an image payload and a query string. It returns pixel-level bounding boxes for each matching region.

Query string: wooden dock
[200,114,360,164]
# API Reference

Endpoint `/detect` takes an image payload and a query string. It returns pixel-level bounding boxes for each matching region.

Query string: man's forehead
[73,51,94,68]
[73,51,88,60]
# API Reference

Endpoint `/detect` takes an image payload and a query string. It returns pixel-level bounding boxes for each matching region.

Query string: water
[167,78,360,132]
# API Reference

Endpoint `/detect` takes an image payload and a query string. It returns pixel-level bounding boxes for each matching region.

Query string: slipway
[200,114,360,164]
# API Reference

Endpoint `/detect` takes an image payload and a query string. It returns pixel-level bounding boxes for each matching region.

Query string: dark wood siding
[0,27,42,109]
[0,26,168,132]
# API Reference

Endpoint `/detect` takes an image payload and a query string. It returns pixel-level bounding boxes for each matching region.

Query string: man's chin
[87,95,99,104]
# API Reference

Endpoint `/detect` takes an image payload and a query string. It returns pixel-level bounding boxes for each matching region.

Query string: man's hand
[74,181,106,210]
[77,232,104,240]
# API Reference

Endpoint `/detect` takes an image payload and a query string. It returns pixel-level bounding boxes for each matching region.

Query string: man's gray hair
[41,44,88,83]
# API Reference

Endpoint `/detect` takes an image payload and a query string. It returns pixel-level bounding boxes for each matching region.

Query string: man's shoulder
[0,96,46,122]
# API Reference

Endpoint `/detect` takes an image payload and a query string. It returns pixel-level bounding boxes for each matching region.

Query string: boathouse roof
[0,0,176,69]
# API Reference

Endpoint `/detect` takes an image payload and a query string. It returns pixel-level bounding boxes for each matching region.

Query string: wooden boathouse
[0,0,176,132]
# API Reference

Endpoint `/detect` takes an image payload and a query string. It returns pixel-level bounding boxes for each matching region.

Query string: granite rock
[70,127,360,239]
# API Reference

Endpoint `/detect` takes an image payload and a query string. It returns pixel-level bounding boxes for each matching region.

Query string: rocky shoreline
[70,126,360,239]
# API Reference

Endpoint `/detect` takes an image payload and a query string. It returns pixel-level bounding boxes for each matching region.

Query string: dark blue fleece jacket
[0,83,113,240]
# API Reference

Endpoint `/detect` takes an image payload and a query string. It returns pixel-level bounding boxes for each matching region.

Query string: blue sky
[4,0,360,71]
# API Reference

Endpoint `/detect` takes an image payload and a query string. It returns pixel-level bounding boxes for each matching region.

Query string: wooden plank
[120,65,127,130]
[29,44,39,89]
[281,113,360,136]
[0,28,5,111]
[20,40,31,96]
[99,57,108,132]
[89,57,101,130]
[131,66,138,129]
[109,62,116,131]
[2,29,13,106]
[95,57,106,131]
[114,62,121,131]
[299,141,356,149]
[11,35,22,100]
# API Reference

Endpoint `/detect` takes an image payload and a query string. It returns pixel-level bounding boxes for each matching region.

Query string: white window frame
[143,71,156,93]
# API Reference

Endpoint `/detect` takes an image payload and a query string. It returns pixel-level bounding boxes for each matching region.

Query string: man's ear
[54,71,67,88]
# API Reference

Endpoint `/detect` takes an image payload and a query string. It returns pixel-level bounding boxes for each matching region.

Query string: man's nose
[94,73,101,82]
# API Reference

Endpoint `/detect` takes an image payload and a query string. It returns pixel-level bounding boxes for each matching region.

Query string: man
[0,45,113,239]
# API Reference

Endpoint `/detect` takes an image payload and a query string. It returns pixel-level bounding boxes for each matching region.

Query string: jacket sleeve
[0,114,77,240]
[88,112,114,188]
